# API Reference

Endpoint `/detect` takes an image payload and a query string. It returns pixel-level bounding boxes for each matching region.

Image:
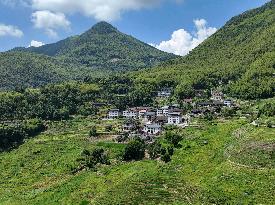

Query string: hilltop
[0,22,175,90]
[18,21,175,71]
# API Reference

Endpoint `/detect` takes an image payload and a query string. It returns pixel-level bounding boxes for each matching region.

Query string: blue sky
[0,0,270,54]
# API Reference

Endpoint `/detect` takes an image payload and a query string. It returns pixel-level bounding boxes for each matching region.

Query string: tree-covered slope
[0,51,94,90]
[0,22,174,90]
[24,22,175,71]
[134,0,275,100]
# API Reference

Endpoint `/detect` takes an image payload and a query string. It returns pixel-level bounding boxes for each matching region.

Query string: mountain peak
[87,21,118,35]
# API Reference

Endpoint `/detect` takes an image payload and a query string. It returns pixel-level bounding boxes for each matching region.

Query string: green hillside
[0,52,97,90]
[1,22,174,90]
[134,0,275,100]
[23,22,175,71]
[1,117,274,204]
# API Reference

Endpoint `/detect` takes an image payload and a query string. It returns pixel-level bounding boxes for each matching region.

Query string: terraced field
[0,117,274,204]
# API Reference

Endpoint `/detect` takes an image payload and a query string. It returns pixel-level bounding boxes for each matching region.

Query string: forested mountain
[19,22,175,71]
[1,22,174,90]
[134,0,275,100]
[0,52,95,90]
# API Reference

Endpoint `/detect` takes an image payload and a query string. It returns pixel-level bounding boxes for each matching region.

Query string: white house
[157,109,163,116]
[167,113,182,125]
[123,108,138,118]
[108,109,120,118]
[143,123,162,135]
[157,106,170,116]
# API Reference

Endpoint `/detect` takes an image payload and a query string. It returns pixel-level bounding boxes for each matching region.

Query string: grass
[0,117,275,204]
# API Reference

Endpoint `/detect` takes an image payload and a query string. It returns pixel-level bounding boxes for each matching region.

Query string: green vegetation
[133,0,275,100]
[0,2,275,204]
[25,22,175,72]
[74,148,110,172]
[122,138,145,161]
[0,51,97,91]
[0,119,45,151]
[0,82,100,121]
[0,117,274,204]
[0,22,175,90]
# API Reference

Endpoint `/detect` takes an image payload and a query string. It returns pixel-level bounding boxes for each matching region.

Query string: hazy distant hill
[135,0,275,99]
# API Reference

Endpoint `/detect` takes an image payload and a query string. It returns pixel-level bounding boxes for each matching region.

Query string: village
[104,88,236,140]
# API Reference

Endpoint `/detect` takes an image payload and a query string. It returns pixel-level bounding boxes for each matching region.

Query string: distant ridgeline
[133,0,275,100]
[0,22,175,90]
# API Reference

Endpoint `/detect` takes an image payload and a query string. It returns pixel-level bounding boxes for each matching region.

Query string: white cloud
[28,40,44,47]
[0,23,23,37]
[152,19,217,56]
[31,10,70,38]
[0,0,29,7]
[30,0,163,21]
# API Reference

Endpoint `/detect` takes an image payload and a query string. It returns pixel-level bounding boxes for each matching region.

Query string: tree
[165,131,183,148]
[123,138,145,161]
[161,153,171,163]
[78,103,98,116]
[89,126,98,138]
[167,146,174,155]
[204,112,215,121]
[148,141,162,159]
[77,148,110,171]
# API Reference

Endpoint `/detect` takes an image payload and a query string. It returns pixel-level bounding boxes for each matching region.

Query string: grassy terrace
[0,117,274,204]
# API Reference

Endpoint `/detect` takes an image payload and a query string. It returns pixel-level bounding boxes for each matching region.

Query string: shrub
[77,148,110,171]
[222,107,236,117]
[161,153,171,163]
[89,126,98,138]
[148,141,162,159]
[165,131,183,148]
[167,146,174,155]
[123,138,145,161]
[259,102,275,117]
[160,147,167,155]
[204,112,215,121]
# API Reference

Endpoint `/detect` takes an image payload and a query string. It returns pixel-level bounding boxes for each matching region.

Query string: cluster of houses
[108,105,189,136]
[188,90,235,117]
[107,88,235,136]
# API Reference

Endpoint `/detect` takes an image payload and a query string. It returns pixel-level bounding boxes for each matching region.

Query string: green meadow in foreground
[0,117,274,205]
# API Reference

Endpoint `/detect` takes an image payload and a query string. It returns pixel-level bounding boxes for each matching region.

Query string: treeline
[0,77,160,121]
[0,82,101,121]
[0,119,45,151]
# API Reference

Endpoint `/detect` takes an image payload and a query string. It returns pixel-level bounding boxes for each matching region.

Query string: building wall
[168,116,182,124]
[109,111,119,118]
